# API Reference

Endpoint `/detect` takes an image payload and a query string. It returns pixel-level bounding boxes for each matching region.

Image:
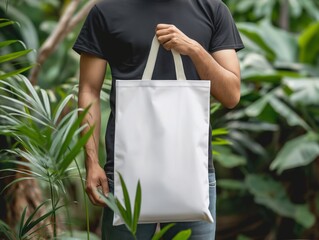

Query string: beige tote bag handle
[142,36,186,80]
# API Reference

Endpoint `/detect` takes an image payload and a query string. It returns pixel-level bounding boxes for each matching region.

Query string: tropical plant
[0,73,95,239]
[97,173,192,240]
[224,0,319,31]
[213,14,319,240]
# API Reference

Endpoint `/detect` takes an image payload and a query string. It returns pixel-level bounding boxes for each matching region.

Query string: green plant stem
[64,193,73,237]
[48,176,57,239]
[74,159,90,240]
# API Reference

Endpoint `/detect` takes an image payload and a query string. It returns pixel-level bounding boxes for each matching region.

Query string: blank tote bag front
[113,36,213,225]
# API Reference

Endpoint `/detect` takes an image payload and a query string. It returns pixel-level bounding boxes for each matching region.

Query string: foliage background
[1,0,319,239]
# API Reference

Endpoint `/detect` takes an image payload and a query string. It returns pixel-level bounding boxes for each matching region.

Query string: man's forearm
[78,91,101,168]
[188,44,240,109]
[156,24,241,109]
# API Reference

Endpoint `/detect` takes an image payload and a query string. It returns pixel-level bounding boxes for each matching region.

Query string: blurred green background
[1,0,319,239]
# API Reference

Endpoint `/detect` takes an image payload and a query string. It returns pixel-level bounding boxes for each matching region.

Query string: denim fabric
[102,173,216,240]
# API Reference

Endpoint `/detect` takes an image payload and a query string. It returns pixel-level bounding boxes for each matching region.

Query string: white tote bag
[113,36,213,225]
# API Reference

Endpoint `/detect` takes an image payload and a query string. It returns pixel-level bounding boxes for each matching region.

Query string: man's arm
[78,53,108,206]
[156,24,241,109]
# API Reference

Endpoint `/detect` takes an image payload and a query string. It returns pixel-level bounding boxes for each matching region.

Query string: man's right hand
[85,163,109,206]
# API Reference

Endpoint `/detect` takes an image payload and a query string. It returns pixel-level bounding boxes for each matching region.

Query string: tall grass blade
[20,75,46,115]
[18,206,27,237]
[0,220,16,240]
[0,49,33,63]
[132,180,141,235]
[0,65,33,80]
[151,223,175,240]
[22,200,49,233]
[53,94,73,125]
[1,177,36,194]
[0,40,23,48]
[21,205,64,237]
[172,229,192,240]
[55,107,89,164]
[115,199,130,227]
[40,89,51,119]
[118,173,132,227]
[58,125,94,174]
[0,21,15,28]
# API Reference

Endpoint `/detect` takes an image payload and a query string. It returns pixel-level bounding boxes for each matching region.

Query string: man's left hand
[156,24,200,56]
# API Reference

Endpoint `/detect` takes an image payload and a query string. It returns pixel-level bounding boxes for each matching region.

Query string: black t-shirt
[73,0,244,173]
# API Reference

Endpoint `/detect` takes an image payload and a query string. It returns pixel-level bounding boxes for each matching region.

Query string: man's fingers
[92,186,108,206]
[86,183,107,206]
[101,179,109,197]
[160,40,171,50]
[156,23,174,30]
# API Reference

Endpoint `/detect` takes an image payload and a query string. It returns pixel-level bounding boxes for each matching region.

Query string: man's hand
[156,24,200,56]
[155,23,241,109]
[85,162,109,206]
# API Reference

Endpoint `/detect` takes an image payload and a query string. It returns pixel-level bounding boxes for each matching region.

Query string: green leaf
[1,177,36,194]
[132,180,142,235]
[18,206,27,237]
[212,138,231,146]
[21,75,47,116]
[151,223,175,240]
[55,107,90,165]
[118,173,133,227]
[218,179,247,191]
[214,146,247,168]
[116,199,130,228]
[0,3,39,61]
[245,94,271,117]
[237,235,253,240]
[283,77,319,106]
[270,132,319,173]
[0,40,25,48]
[210,103,221,115]
[0,49,33,63]
[0,220,16,240]
[21,205,64,237]
[229,130,267,157]
[245,174,315,228]
[0,104,50,127]
[172,229,192,240]
[239,20,298,63]
[269,97,311,131]
[40,89,51,119]
[0,20,15,28]
[97,191,120,215]
[58,124,94,174]
[20,200,50,236]
[259,21,298,63]
[238,22,275,61]
[294,205,316,229]
[0,65,33,80]
[53,94,74,125]
[299,22,319,63]
[212,128,228,136]
[228,121,278,132]
[245,89,311,130]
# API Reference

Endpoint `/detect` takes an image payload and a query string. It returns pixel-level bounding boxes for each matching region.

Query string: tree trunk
[1,159,56,239]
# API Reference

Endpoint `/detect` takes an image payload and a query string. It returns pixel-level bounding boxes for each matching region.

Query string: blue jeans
[102,173,216,240]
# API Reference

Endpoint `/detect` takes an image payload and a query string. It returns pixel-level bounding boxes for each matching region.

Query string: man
[73,0,244,239]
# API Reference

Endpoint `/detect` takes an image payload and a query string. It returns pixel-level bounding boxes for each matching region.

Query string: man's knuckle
[85,185,92,192]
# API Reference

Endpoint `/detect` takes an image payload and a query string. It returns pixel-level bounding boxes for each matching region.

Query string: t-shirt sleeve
[209,1,244,53]
[73,5,109,60]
